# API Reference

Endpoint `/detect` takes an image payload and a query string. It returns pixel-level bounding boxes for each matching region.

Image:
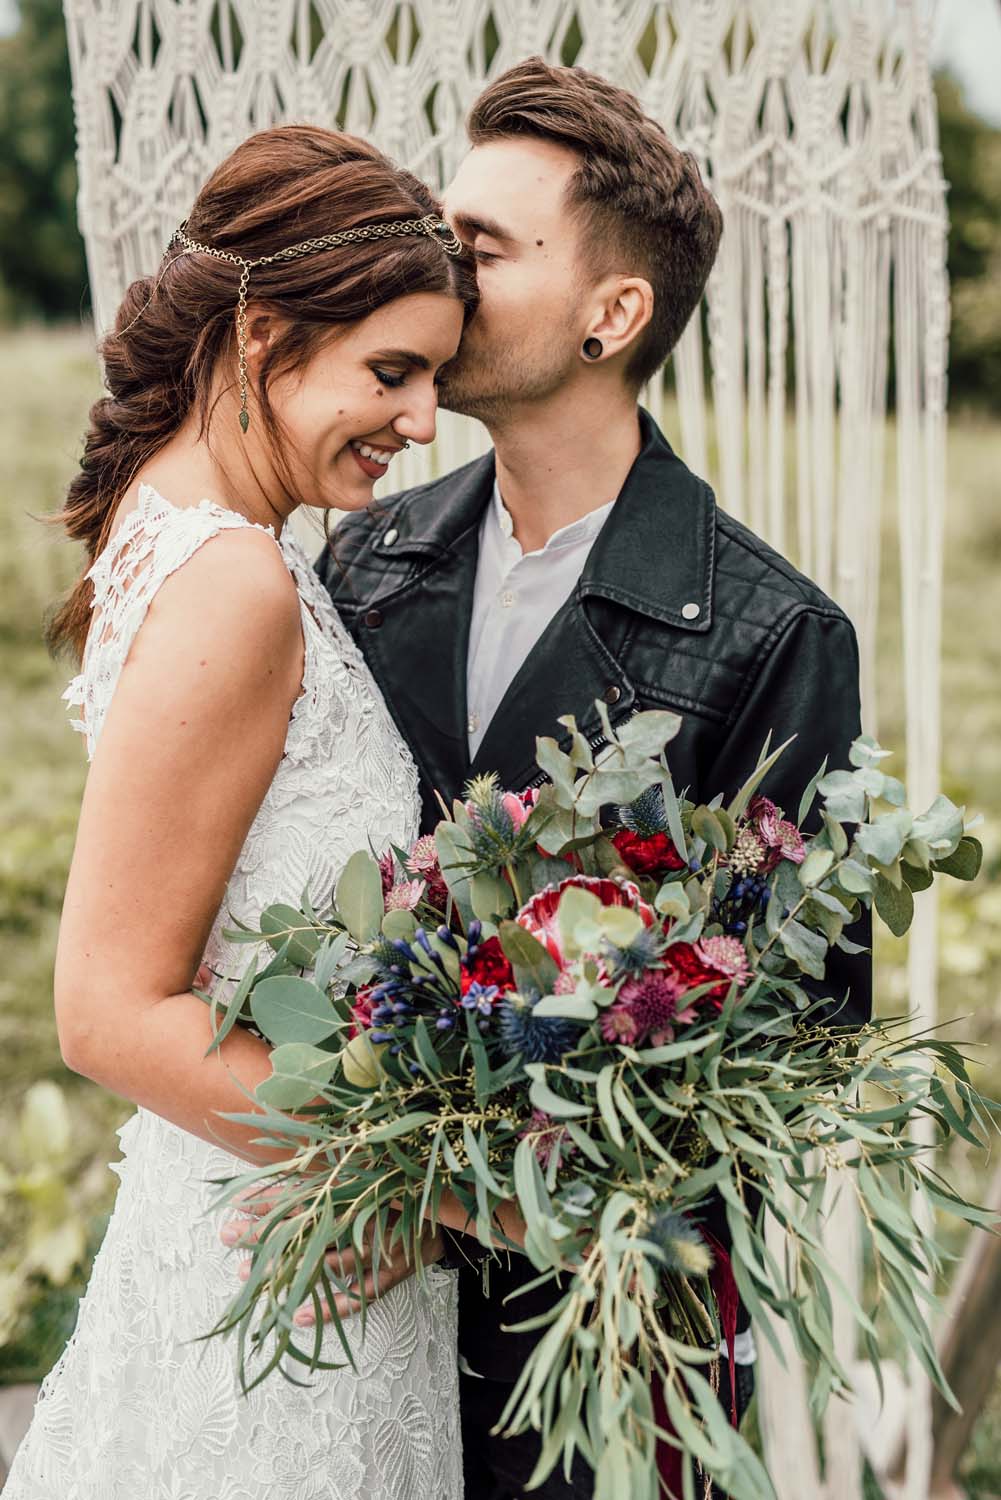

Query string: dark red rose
[611,828,686,877]
[661,941,729,1007]
[460,936,516,998]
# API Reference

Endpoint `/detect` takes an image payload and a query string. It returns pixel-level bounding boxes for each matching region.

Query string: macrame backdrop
[62,1,949,1494]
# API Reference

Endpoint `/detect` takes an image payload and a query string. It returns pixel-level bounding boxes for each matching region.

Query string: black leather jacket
[317,407,871,1379]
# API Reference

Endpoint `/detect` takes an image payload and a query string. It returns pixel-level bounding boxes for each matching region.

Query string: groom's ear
[585,276,654,363]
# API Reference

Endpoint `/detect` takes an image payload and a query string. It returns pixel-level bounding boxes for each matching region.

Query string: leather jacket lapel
[350,455,495,813]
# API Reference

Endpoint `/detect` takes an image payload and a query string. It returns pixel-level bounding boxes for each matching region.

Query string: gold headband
[170,214,464,432]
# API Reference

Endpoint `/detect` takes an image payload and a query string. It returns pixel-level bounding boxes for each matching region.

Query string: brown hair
[467,56,722,387]
[48,125,479,660]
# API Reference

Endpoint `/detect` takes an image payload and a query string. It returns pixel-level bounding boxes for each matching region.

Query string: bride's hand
[219,1191,445,1327]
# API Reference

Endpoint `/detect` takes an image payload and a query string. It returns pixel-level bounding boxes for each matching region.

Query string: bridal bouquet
[201,705,990,1500]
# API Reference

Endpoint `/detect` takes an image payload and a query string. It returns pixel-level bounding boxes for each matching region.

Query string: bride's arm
[55,526,312,1168]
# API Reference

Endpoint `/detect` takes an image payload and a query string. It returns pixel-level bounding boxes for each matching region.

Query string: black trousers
[459,1359,755,1500]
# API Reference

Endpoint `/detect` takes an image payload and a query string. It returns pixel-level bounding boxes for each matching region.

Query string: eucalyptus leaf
[499,921,560,995]
[873,873,915,937]
[932,836,982,882]
[334,850,385,942]
[257,1042,340,1109]
[260,903,321,967]
[615,709,682,757]
[249,976,338,1046]
[382,908,417,941]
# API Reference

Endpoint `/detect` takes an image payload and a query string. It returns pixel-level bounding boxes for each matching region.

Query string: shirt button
[681,601,701,620]
[603,685,622,705]
[467,712,481,735]
[364,608,383,628]
[500,590,516,609]
[382,527,399,547]
[499,509,514,538]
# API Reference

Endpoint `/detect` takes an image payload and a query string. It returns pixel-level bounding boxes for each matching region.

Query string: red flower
[611,828,686,877]
[517,875,656,966]
[460,936,516,998]
[662,941,733,1007]
[348,985,378,1039]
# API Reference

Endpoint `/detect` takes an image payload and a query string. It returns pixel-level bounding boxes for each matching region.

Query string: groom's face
[438,137,589,420]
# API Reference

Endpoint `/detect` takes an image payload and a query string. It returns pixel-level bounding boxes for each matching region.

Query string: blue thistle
[605,924,669,976]
[497,993,581,1064]
[619,785,669,838]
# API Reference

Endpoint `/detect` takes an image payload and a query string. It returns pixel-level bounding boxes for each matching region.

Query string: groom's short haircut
[467,56,723,387]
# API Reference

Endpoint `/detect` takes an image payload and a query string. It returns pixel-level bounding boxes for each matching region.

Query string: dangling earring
[582,337,603,360]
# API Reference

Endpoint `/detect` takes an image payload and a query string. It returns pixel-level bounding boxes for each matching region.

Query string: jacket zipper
[525,727,616,790]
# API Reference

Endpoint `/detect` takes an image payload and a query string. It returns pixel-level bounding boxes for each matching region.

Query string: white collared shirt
[465,483,615,758]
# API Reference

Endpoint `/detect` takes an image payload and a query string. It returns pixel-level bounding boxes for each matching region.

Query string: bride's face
[247,292,465,512]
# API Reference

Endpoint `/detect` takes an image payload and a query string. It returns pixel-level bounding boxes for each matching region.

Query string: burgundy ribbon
[652,1230,739,1498]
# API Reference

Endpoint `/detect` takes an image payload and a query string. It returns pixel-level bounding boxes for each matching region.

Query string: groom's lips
[349,446,389,480]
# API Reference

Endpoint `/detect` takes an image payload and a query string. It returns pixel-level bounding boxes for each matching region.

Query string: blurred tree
[937,73,1001,410]
[0,0,89,322]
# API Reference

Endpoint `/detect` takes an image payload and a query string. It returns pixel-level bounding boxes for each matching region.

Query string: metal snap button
[364,608,383,628]
[383,528,399,547]
[681,601,701,620]
[603,684,622,705]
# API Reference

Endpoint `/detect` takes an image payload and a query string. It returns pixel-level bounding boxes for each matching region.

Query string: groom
[317,56,870,1500]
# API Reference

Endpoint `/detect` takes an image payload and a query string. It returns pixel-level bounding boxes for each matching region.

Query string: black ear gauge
[582,337,604,360]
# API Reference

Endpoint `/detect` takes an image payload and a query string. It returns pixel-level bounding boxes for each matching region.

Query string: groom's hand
[220,1189,445,1327]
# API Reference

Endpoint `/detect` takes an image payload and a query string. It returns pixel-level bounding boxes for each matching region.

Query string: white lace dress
[5,485,462,1500]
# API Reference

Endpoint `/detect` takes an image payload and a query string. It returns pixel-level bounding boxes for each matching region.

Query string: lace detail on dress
[6,487,460,1500]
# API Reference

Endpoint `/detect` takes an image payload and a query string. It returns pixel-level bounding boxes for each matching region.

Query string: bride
[5,124,478,1500]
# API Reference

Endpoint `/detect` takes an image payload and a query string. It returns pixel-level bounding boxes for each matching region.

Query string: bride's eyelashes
[373,367,406,388]
[371,366,446,391]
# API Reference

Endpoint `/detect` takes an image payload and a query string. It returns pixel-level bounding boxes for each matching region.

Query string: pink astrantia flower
[519,1108,573,1169]
[695,935,751,990]
[378,849,397,898]
[747,795,806,871]
[516,875,655,967]
[385,878,425,912]
[601,970,697,1047]
[406,835,449,907]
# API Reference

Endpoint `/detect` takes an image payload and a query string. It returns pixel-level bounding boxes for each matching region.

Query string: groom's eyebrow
[450,211,518,247]
[371,349,431,370]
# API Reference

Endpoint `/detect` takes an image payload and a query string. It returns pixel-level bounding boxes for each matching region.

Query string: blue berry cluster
[367,922,473,1074]
[712,873,770,936]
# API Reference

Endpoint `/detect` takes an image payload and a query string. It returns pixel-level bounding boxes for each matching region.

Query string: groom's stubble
[435,275,583,426]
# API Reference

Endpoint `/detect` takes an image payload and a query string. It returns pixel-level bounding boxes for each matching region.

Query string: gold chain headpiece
[169,213,464,432]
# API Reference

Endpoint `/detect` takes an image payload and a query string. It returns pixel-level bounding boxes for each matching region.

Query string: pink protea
[378,849,397,897]
[501,787,540,831]
[406,834,449,907]
[695,935,751,991]
[348,986,378,1039]
[601,970,696,1047]
[517,875,655,966]
[385,878,426,912]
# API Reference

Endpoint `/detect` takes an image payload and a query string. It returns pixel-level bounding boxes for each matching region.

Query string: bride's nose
[392,387,439,448]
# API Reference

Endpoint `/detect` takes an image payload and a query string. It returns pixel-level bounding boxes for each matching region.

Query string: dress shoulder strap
[63,484,276,759]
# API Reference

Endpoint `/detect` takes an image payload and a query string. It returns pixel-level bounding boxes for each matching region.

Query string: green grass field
[1,325,999,1487]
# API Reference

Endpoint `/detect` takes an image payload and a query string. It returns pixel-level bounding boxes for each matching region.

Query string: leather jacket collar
[374,408,716,633]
